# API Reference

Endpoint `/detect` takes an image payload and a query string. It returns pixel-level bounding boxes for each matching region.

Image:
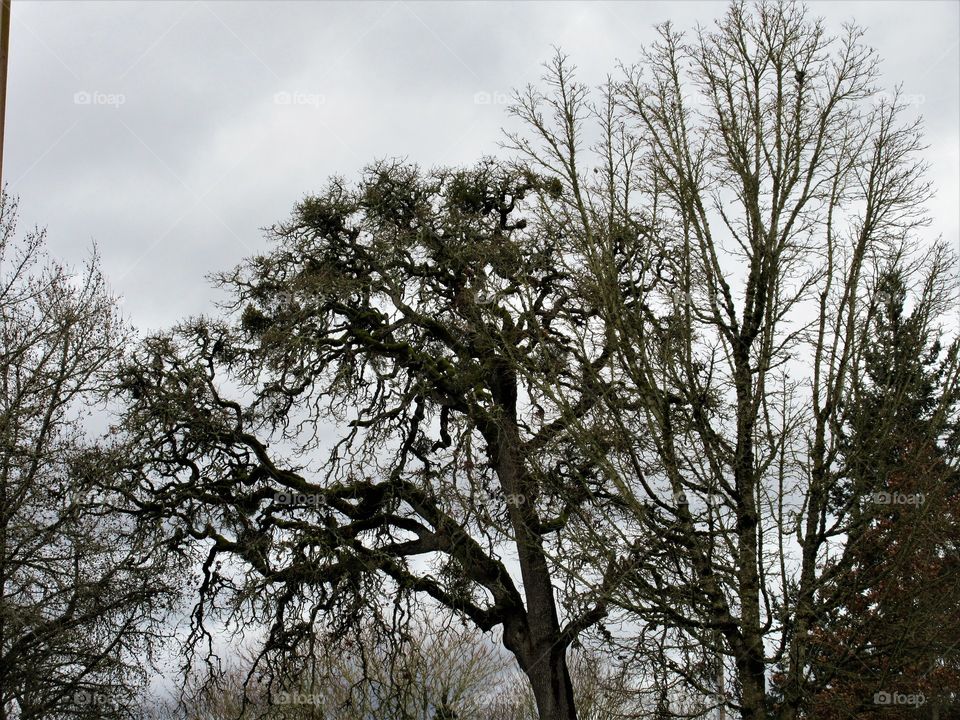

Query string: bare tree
[153,614,647,720]
[0,193,180,719]
[153,611,507,720]
[503,2,958,718]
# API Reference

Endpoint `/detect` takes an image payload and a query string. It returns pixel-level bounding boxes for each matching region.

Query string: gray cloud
[6,1,958,331]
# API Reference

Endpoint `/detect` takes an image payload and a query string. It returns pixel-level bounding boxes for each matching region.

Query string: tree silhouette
[118,160,624,720]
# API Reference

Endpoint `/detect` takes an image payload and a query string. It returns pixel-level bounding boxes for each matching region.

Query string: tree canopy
[109,2,960,719]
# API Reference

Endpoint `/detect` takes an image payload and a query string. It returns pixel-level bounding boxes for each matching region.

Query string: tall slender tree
[502,2,958,717]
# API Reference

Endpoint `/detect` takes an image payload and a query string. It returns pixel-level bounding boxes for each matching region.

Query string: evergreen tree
[803,265,960,719]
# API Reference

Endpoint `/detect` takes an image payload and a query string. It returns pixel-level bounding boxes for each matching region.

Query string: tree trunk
[489,362,578,720]
[525,648,578,720]
[503,618,577,720]
[733,353,768,720]
[735,651,768,720]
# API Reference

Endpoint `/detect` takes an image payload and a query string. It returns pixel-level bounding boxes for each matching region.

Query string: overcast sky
[6,1,959,333]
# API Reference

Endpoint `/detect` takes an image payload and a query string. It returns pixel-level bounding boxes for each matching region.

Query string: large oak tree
[118,161,624,720]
